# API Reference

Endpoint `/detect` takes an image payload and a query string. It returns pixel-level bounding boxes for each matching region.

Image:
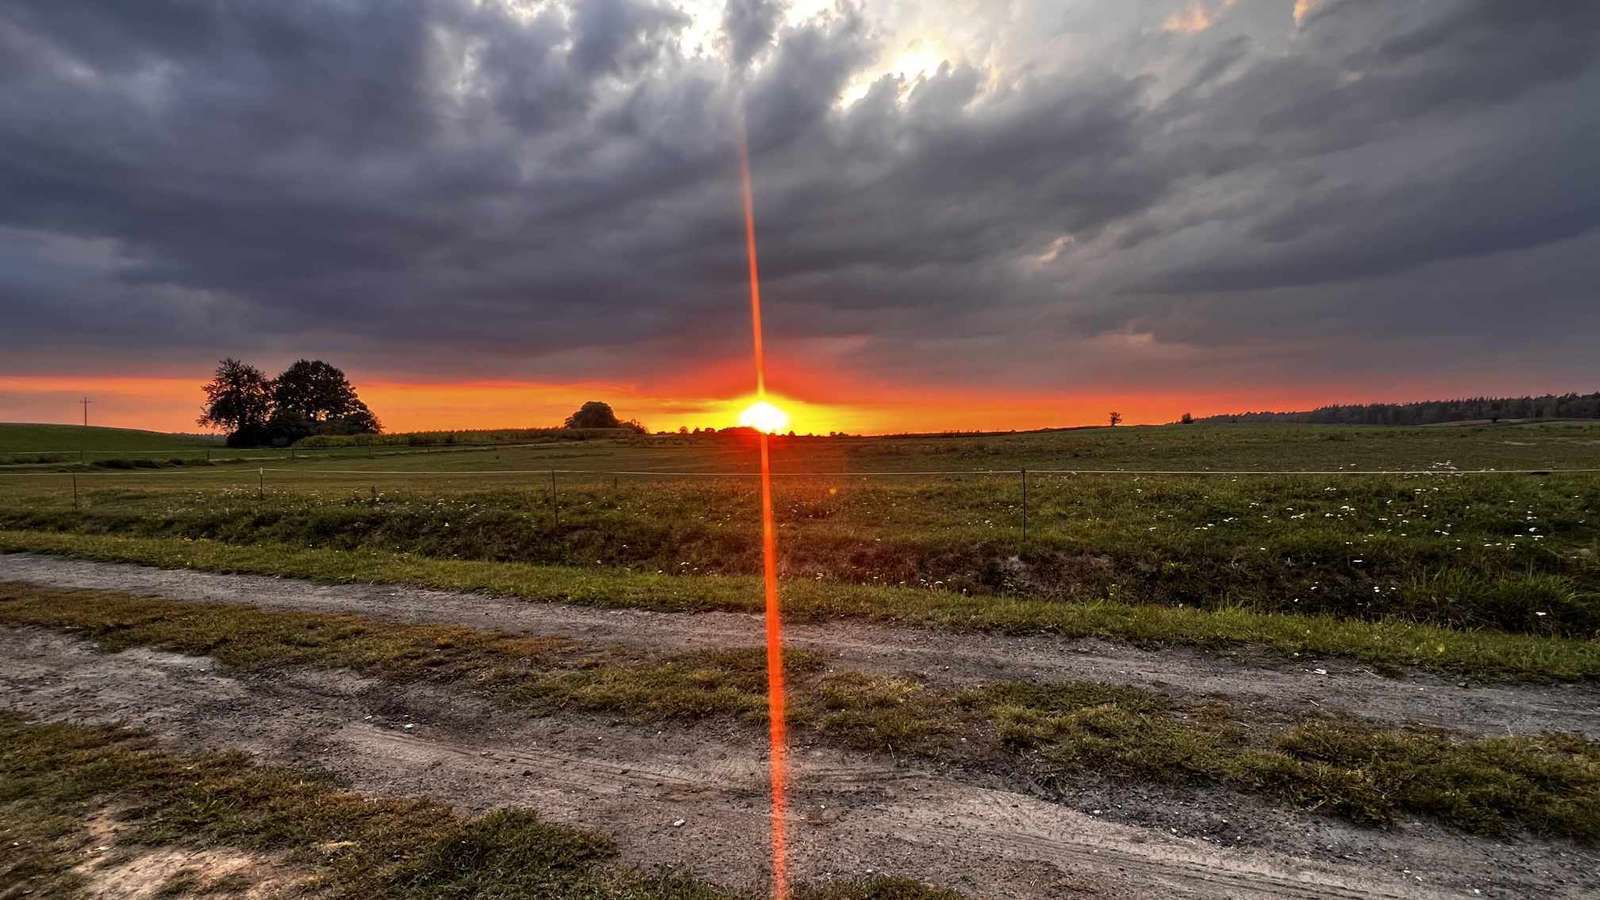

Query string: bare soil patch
[74,843,303,900]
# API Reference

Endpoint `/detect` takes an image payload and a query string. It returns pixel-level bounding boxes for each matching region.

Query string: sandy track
[7,627,1594,899]
[2,552,1597,737]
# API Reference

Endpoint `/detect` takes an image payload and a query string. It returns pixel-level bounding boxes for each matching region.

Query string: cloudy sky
[2,0,1597,433]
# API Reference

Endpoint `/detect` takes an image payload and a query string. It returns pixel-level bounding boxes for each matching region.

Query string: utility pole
[79,396,93,465]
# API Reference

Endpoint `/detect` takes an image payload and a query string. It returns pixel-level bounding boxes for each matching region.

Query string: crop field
[2,422,1599,897]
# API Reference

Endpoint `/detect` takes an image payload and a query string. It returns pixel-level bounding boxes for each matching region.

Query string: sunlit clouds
[1162,0,1238,35]
[4,1,1599,434]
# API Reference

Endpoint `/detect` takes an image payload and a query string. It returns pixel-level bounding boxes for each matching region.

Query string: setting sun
[739,400,790,434]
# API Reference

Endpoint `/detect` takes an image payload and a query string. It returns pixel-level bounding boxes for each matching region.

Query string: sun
[739,400,790,434]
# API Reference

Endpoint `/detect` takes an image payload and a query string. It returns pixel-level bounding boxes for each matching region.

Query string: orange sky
[0,372,1458,436]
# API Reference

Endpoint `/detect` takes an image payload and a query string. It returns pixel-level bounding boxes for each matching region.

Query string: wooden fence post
[1020,468,1029,545]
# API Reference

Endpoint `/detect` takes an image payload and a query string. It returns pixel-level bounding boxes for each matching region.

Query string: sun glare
[739,400,790,434]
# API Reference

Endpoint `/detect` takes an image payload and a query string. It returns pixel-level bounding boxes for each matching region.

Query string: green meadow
[2,423,1596,663]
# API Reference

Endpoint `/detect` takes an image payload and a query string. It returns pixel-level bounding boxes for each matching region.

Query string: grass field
[0,422,223,464]
[4,422,1599,896]
[2,424,1595,644]
[0,421,583,468]
[0,422,221,452]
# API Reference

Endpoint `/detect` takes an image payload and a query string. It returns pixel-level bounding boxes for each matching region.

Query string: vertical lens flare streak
[739,121,789,899]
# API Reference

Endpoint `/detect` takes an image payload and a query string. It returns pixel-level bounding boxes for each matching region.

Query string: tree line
[1195,392,1600,426]
[200,358,380,446]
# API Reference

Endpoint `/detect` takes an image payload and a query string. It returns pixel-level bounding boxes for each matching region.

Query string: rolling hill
[0,423,221,453]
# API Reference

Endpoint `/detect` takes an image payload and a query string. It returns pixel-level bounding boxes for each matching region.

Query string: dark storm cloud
[570,0,690,76]
[1,0,1598,395]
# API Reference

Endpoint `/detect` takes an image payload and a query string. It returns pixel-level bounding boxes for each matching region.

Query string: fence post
[258,467,265,500]
[549,470,559,527]
[71,473,79,510]
[1020,467,1029,545]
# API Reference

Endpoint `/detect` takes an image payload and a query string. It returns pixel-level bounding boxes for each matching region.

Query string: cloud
[1162,0,1237,35]
[569,0,690,76]
[722,0,784,67]
[2,0,1598,416]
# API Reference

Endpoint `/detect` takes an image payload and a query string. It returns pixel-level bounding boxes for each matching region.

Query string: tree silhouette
[270,360,380,441]
[198,359,274,446]
[565,401,623,429]
[1192,392,1600,426]
[1109,411,1123,427]
[198,357,379,446]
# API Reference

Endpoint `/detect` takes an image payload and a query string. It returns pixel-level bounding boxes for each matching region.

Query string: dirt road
[2,553,1596,738]
[8,627,1595,898]
[3,552,1598,898]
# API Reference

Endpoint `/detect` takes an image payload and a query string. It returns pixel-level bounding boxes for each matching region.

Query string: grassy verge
[3,583,1597,841]
[4,468,1594,635]
[0,714,952,900]
[2,529,1598,681]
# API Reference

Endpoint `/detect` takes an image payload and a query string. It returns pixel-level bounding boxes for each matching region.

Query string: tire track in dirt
[3,552,1596,737]
[8,626,1586,899]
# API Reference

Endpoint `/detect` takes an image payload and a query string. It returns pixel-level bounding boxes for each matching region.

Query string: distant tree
[1180,412,1194,425]
[1109,411,1123,427]
[565,401,623,429]
[1190,391,1600,426]
[269,360,380,443]
[198,359,275,446]
[678,425,689,435]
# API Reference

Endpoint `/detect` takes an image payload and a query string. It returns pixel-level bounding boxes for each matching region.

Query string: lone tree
[565,401,622,429]
[1109,411,1123,427]
[1180,412,1195,425]
[270,359,380,441]
[198,359,275,446]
